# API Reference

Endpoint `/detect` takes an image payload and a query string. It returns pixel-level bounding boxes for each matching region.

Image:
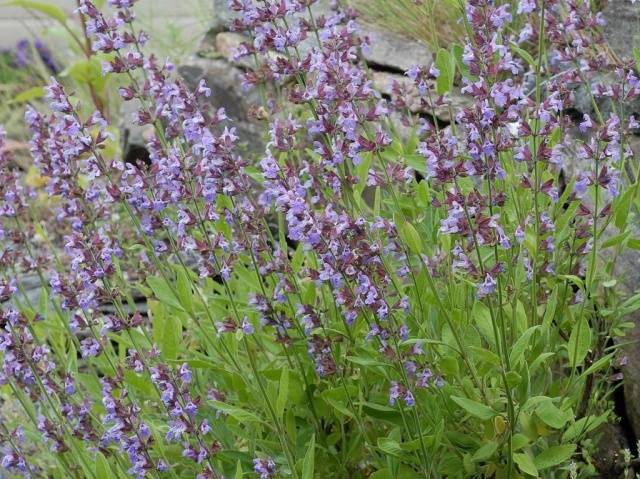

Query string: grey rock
[592,423,629,476]
[363,27,431,72]
[121,98,153,148]
[202,33,442,122]
[608,131,640,441]
[11,273,44,308]
[211,0,432,73]
[178,56,267,154]
[213,31,241,57]
[602,0,640,60]
[211,0,332,34]
[613,209,640,441]
[622,318,640,446]
[573,73,640,119]
[572,2,640,119]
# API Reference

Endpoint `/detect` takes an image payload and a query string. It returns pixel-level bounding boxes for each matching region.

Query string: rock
[214,31,283,69]
[211,0,432,73]
[362,27,431,72]
[592,423,629,476]
[573,73,640,120]
[602,0,640,60]
[563,1,640,119]
[178,56,267,154]
[622,319,640,447]
[9,273,44,308]
[613,208,640,441]
[370,70,414,96]
[215,31,248,62]
[211,0,332,35]
[371,70,469,123]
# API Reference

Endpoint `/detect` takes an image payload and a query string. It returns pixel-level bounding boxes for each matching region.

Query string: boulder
[178,55,267,155]
[602,0,640,60]
[601,0,640,443]
[573,73,640,121]
[592,423,629,476]
[363,26,432,72]
[612,208,640,442]
[211,0,432,73]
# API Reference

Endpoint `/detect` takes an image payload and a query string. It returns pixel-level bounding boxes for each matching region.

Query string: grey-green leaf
[568,317,591,367]
[302,434,315,479]
[451,396,497,421]
[533,444,576,470]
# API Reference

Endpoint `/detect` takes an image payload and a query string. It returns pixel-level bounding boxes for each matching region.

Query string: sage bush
[1,0,639,478]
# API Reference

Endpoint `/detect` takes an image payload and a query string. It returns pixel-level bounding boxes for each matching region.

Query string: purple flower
[517,0,536,14]
[179,363,192,384]
[241,317,254,334]
[80,338,102,358]
[579,114,593,133]
[253,457,276,479]
[389,382,401,406]
[476,274,497,299]
[416,369,433,388]
[166,420,187,442]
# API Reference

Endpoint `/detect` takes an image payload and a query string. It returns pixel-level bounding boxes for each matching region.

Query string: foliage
[0,1,639,479]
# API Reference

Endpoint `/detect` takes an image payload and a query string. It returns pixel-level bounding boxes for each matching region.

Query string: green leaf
[581,353,614,377]
[614,186,634,229]
[373,186,381,216]
[509,326,539,366]
[398,220,423,254]
[302,434,315,479]
[369,469,393,479]
[452,43,469,78]
[175,268,193,313]
[533,444,576,470]
[512,434,530,451]
[346,355,389,368]
[5,0,66,23]
[95,452,110,479]
[362,402,403,426]
[505,370,522,388]
[147,276,185,311]
[511,43,536,67]
[568,317,591,367]
[291,242,305,273]
[514,453,538,477]
[235,460,243,479]
[472,301,495,348]
[472,442,497,461]
[210,400,263,424]
[435,48,454,95]
[12,86,45,104]
[303,281,316,305]
[377,437,403,457]
[536,400,569,429]
[67,341,78,375]
[151,301,181,360]
[276,367,289,418]
[558,275,585,291]
[439,355,459,376]
[451,396,497,421]
[602,231,630,248]
[563,413,608,442]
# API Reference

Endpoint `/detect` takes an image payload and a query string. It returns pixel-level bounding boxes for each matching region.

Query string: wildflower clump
[0,0,639,478]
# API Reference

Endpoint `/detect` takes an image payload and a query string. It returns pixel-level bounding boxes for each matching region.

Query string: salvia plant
[1,0,640,478]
